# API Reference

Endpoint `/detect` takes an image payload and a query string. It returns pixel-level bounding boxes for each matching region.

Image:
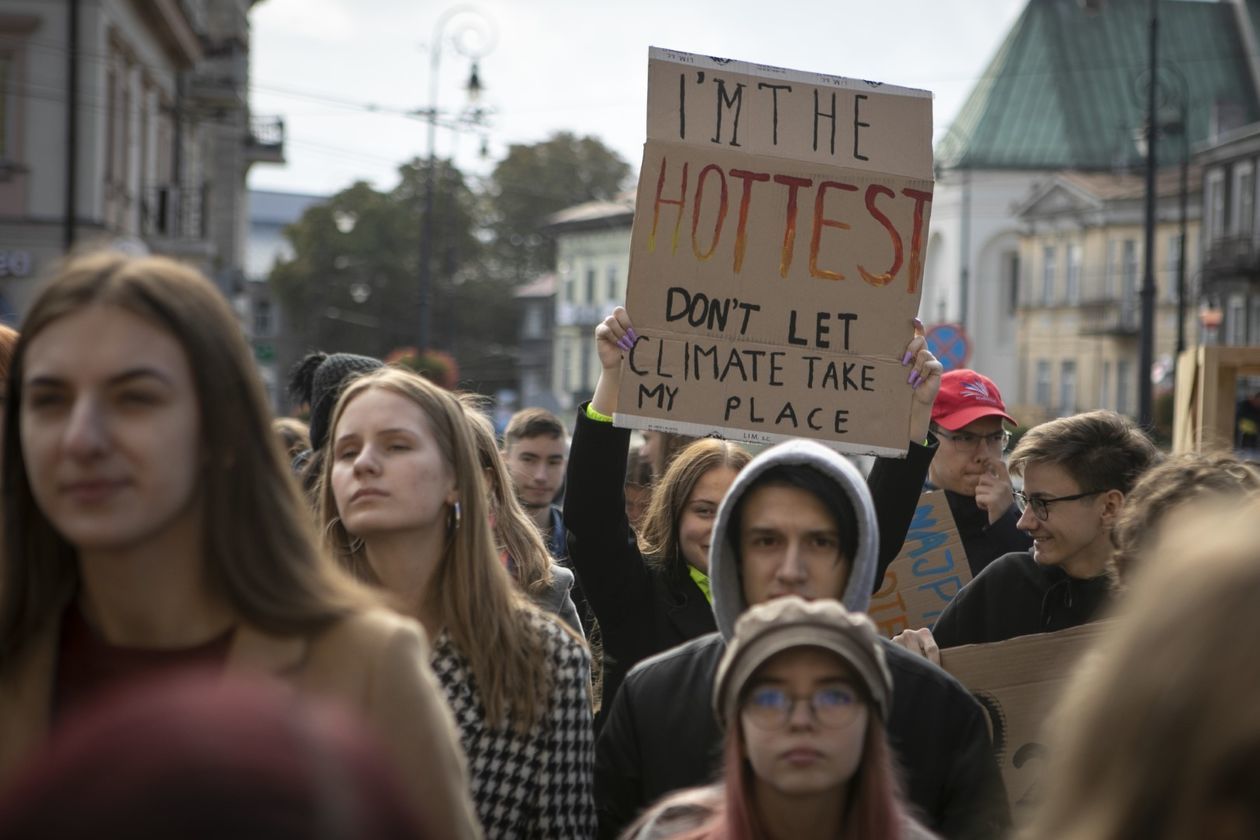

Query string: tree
[485,132,632,279]
[270,158,484,392]
[268,134,634,408]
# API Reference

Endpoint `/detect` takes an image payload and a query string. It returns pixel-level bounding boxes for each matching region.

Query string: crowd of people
[0,251,1257,839]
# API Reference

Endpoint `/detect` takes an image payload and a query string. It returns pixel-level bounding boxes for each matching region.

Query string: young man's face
[503,433,566,509]
[1016,461,1116,575]
[739,484,851,606]
[928,416,1007,496]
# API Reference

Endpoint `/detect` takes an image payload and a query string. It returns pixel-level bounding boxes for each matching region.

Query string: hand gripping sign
[615,48,934,457]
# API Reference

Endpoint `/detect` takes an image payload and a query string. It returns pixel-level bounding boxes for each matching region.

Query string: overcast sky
[247,0,1027,197]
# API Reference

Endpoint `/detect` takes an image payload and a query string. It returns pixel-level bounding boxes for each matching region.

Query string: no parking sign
[926,323,971,372]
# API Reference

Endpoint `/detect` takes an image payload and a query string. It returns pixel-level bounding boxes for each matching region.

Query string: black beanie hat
[290,352,384,452]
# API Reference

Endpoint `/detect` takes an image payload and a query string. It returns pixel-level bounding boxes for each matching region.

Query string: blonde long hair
[457,396,554,599]
[1,252,374,671]
[318,367,552,732]
[1027,497,1260,840]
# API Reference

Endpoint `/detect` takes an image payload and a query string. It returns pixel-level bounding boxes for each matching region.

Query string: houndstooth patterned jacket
[431,612,596,839]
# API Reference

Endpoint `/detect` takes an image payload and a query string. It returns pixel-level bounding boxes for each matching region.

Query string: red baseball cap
[931,370,1018,431]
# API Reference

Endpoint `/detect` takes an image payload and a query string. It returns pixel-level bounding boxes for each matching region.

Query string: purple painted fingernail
[627,327,640,344]
[909,370,921,387]
[616,336,632,351]
[901,350,913,366]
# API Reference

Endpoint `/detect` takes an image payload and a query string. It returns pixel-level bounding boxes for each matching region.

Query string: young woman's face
[21,305,204,555]
[740,647,869,798]
[677,466,738,574]
[330,387,456,539]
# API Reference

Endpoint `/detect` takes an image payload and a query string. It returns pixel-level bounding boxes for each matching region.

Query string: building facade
[514,271,560,414]
[546,195,634,410]
[244,187,324,410]
[927,0,1259,401]
[0,0,282,320]
[1197,121,1260,346]
[1013,170,1199,424]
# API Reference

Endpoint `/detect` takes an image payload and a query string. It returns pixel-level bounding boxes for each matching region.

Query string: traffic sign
[925,323,971,372]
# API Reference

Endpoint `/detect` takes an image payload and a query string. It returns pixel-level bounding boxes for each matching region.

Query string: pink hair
[673,716,909,840]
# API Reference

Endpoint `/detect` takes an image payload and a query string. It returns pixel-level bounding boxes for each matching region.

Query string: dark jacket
[941,489,1032,579]
[932,551,1113,647]
[543,505,597,638]
[597,634,1007,840]
[564,407,936,724]
[594,439,1010,840]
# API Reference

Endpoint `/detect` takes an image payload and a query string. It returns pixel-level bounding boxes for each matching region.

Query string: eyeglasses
[741,685,863,730]
[1012,489,1104,521]
[933,428,1011,452]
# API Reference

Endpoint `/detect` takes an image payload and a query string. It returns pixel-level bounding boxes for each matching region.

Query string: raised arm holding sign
[614,48,935,457]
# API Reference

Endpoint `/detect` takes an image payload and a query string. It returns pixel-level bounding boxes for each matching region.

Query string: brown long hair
[0,252,374,672]
[458,395,554,599]
[319,368,554,732]
[637,438,751,580]
[1110,451,1260,588]
[1026,498,1260,840]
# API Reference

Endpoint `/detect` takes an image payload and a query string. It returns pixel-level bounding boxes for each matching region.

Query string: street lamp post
[416,6,494,354]
[1138,0,1159,429]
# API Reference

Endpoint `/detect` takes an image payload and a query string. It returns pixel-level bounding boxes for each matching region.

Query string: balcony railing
[140,184,207,241]
[1204,235,1260,275]
[556,302,605,327]
[245,116,286,163]
[1078,297,1139,336]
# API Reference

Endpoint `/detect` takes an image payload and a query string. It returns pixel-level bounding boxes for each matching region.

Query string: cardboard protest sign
[868,491,971,636]
[940,622,1110,822]
[615,48,934,457]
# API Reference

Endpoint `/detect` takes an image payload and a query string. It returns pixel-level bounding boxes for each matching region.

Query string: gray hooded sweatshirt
[709,438,879,641]
[594,438,1011,840]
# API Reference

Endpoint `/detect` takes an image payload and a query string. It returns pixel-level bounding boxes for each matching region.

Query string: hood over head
[709,439,879,641]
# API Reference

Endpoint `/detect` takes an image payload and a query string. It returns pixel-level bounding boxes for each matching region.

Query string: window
[1117,360,1133,416]
[1205,169,1226,243]
[1121,240,1138,326]
[560,343,572,393]
[585,269,596,304]
[1251,297,1260,346]
[522,302,544,339]
[1231,161,1254,237]
[1165,233,1183,303]
[580,343,595,391]
[1007,252,1020,315]
[1104,240,1118,298]
[1066,243,1082,305]
[606,265,618,301]
[1100,360,1111,410]
[1059,360,1077,415]
[1035,360,1052,408]
[0,55,12,160]
[252,298,273,337]
[1227,294,1247,345]
[1042,246,1057,305]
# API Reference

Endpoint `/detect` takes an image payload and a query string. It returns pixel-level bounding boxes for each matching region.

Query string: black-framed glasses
[741,685,863,730]
[933,427,1011,452]
[1012,489,1104,521]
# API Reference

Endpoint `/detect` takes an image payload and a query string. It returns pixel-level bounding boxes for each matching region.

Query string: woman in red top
[0,251,479,840]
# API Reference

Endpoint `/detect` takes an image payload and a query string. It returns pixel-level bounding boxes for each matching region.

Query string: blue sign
[926,323,970,372]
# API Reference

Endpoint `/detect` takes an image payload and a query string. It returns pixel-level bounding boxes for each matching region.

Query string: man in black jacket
[900,410,1160,657]
[924,369,1030,580]
[595,439,1010,840]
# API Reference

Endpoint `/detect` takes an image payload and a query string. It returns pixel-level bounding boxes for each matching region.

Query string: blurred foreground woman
[0,674,432,838]
[0,252,480,839]
[1026,494,1260,840]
